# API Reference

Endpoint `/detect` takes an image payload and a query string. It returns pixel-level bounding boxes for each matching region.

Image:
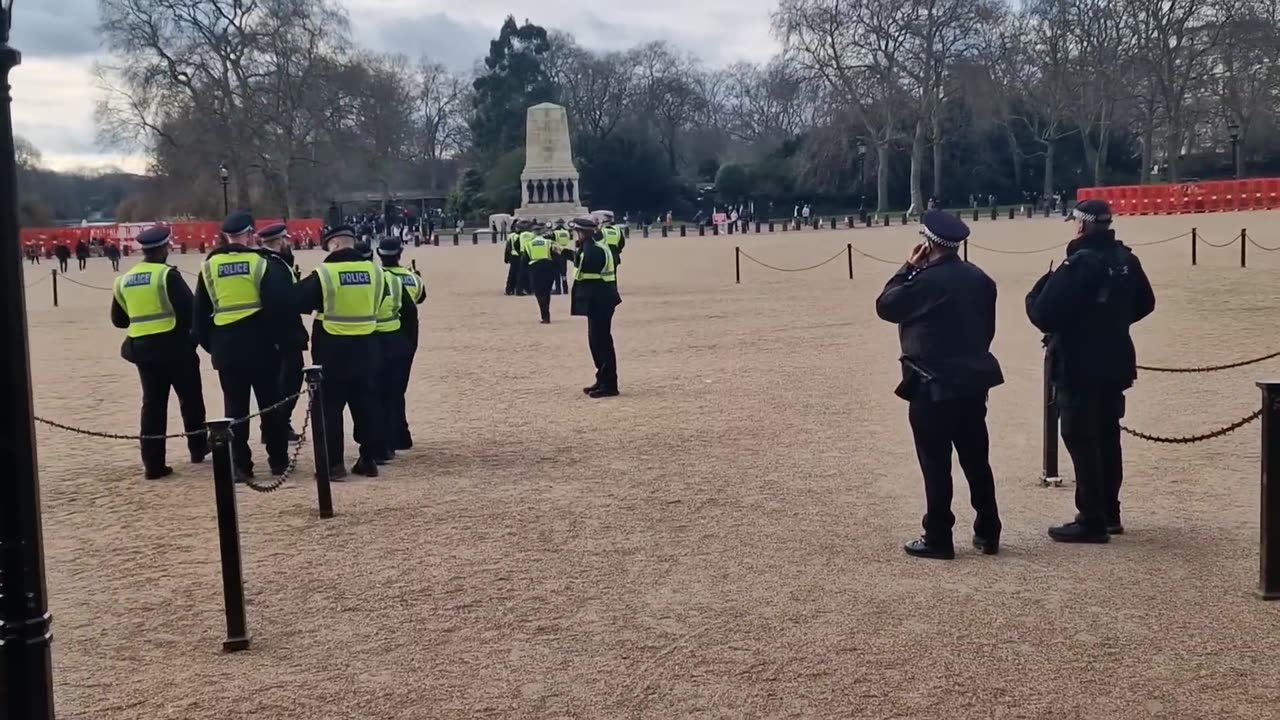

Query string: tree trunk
[1006,130,1023,192]
[1139,125,1153,184]
[1079,125,1098,185]
[876,142,891,214]
[1164,121,1181,183]
[909,119,926,212]
[931,112,943,201]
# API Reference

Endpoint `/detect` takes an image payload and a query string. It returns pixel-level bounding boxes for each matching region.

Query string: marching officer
[526,223,558,324]
[375,237,421,455]
[193,211,293,479]
[517,220,537,296]
[569,217,621,398]
[1027,198,1155,543]
[295,224,385,478]
[601,213,625,265]
[110,226,208,479]
[552,219,572,294]
[504,221,525,296]
[257,223,308,441]
[875,210,1005,560]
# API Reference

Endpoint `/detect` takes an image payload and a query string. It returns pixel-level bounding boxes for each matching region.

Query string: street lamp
[219,163,230,215]
[1227,120,1241,179]
[0,2,58,719]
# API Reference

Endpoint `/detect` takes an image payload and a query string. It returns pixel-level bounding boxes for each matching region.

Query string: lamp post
[0,2,57,719]
[219,162,229,215]
[1227,120,1241,179]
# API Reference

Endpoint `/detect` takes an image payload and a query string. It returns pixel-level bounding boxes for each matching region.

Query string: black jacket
[875,253,1004,401]
[191,243,293,370]
[111,266,200,366]
[1026,229,1155,390]
[263,248,309,351]
[294,248,381,378]
[570,240,621,317]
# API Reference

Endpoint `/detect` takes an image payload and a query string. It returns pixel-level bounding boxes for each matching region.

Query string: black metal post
[1191,228,1198,266]
[0,13,56,718]
[846,243,853,279]
[661,225,668,238]
[1008,207,1016,220]
[1233,138,1241,179]
[900,214,907,225]
[963,238,968,262]
[452,233,459,246]
[1258,381,1280,600]
[883,215,890,227]
[990,206,997,220]
[865,215,872,228]
[713,223,719,236]
[50,268,56,307]
[471,232,478,245]
[829,217,837,230]
[680,224,687,237]
[972,208,979,221]
[642,225,649,238]
[726,221,733,235]
[698,224,705,237]
[1241,228,1247,268]
[756,222,761,233]
[768,221,774,232]
[411,259,417,273]
[1041,349,1061,487]
[208,418,251,651]
[221,182,229,215]
[734,247,740,284]
[304,366,334,519]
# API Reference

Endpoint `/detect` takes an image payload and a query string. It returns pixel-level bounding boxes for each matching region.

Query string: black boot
[1048,521,1110,544]
[972,535,1000,555]
[145,466,175,480]
[351,456,379,477]
[903,537,955,560]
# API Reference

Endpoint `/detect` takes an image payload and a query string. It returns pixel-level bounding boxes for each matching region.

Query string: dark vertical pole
[846,243,853,279]
[1191,228,1198,266]
[1241,228,1247,268]
[471,232,478,245]
[208,419,251,651]
[0,17,56,720]
[50,268,57,307]
[1041,349,1061,487]
[411,259,417,273]
[680,224,686,237]
[1259,381,1280,600]
[963,238,968,262]
[304,366,333,519]
[452,233,459,246]
[734,247,741,284]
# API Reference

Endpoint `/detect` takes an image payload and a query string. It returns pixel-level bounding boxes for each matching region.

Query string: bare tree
[629,42,706,173]
[415,60,471,160]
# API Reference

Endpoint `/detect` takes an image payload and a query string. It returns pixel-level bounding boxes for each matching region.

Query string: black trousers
[381,352,413,448]
[1058,386,1125,527]
[77,257,87,270]
[517,257,532,294]
[505,259,520,294]
[137,354,208,472]
[530,261,555,321]
[277,349,305,429]
[58,258,68,272]
[110,257,120,271]
[908,395,1002,546]
[218,364,289,471]
[322,370,381,466]
[587,304,618,390]
[552,255,569,293]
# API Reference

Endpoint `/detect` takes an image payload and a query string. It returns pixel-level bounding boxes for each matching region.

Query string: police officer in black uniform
[569,217,621,398]
[294,225,384,478]
[192,211,294,478]
[110,226,208,479]
[504,221,523,296]
[875,210,1005,559]
[257,223,308,441]
[1026,199,1155,543]
[375,237,421,456]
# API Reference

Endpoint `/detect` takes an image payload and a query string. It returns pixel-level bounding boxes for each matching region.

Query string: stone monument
[514,103,588,223]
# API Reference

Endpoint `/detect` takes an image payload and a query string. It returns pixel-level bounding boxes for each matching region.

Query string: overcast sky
[9,0,780,173]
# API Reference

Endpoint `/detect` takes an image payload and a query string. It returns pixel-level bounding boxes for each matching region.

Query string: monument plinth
[514,103,588,223]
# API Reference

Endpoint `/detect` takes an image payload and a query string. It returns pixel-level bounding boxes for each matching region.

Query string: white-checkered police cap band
[920,225,962,248]
[1071,207,1111,223]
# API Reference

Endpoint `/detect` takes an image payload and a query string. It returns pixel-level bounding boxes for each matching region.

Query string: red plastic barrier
[20,218,327,252]
[1078,179,1280,215]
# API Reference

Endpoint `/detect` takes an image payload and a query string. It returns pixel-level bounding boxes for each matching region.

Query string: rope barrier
[24,274,48,288]
[1127,231,1192,247]
[966,239,1070,255]
[849,246,902,265]
[243,392,312,494]
[1137,349,1280,373]
[59,275,115,291]
[1120,408,1261,444]
[1198,232,1239,248]
[738,247,848,273]
[1247,236,1280,252]
[35,391,303,441]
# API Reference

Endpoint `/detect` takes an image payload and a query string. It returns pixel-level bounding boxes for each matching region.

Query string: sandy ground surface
[19,211,1280,719]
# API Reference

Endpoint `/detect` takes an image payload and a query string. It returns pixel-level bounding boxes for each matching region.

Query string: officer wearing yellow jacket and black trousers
[193,210,294,479]
[552,220,572,294]
[110,226,208,479]
[375,237,421,454]
[504,224,524,296]
[526,224,558,324]
[570,217,621,398]
[257,222,308,442]
[294,225,384,478]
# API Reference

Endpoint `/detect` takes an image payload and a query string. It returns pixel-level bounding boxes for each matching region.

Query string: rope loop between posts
[34,391,304,442]
[738,247,848,273]
[1120,408,1262,444]
[1127,231,1192,247]
[1197,232,1239,248]
[1137,349,1280,373]
[849,246,901,265]
[966,240,1070,255]
[24,274,49,288]
[59,274,115,291]
[243,388,312,494]
[1247,236,1280,252]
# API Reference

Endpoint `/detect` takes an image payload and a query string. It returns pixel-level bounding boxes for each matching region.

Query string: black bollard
[680,224,687,237]
[813,218,820,230]
[472,232,478,245]
[304,366,334,519]
[433,235,439,246]
[1192,228,1198,266]
[698,224,705,237]
[1009,207,1016,220]
[865,215,872,228]
[727,222,734,235]
[643,225,649,238]
[972,208,979,222]
[1043,205,1051,218]
[51,268,57,307]
[1025,205,1033,219]
[883,215,890,227]
[829,217,837,230]
[452,234,459,246]
[735,246,741,284]
[1241,229,1248,268]
[713,223,720,236]
[491,233,498,244]
[846,216,854,229]
[756,222,762,234]
[662,225,668,238]
[768,221,775,232]
[1040,349,1062,487]
[846,243,853,279]
[991,206,998,220]
[208,418,251,651]
[1258,381,1280,600]
[900,214,907,225]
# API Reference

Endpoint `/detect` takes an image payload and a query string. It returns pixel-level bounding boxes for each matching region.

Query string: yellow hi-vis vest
[385,266,424,303]
[375,272,404,334]
[553,229,572,248]
[526,234,553,263]
[508,233,521,257]
[202,252,267,326]
[113,262,176,338]
[518,231,538,256]
[574,239,617,282]
[315,261,383,336]
[602,225,621,247]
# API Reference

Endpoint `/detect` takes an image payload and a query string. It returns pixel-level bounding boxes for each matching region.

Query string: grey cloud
[12,0,101,59]
[356,12,493,73]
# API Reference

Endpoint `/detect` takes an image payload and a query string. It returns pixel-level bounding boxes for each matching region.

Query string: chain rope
[1120,408,1261,444]
[24,273,49,288]
[58,274,115,291]
[1127,231,1192,247]
[34,391,302,441]
[738,247,848,273]
[242,391,312,494]
[1136,349,1280,373]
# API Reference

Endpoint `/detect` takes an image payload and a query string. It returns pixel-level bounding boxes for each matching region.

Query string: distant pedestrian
[54,243,70,273]
[105,242,121,271]
[75,239,90,271]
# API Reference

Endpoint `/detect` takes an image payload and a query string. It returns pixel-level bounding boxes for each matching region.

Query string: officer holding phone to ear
[876,210,1005,560]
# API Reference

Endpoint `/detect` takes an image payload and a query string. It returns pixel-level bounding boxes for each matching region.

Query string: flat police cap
[257,222,287,241]
[136,226,172,249]
[1069,198,1113,224]
[570,216,598,231]
[323,224,357,242]
[919,209,969,248]
[377,237,404,256]
[222,210,255,235]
